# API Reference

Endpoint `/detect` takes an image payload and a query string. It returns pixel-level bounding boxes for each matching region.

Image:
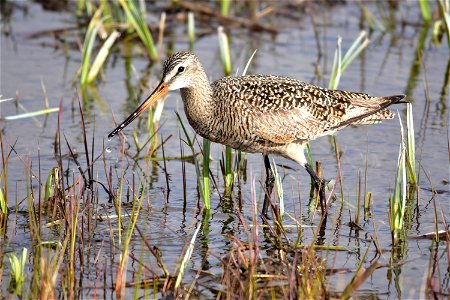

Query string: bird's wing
[213,75,345,113]
[251,108,329,145]
[213,75,346,144]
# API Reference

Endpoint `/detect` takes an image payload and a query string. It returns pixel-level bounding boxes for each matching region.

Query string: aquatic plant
[7,248,27,296]
[389,115,407,242]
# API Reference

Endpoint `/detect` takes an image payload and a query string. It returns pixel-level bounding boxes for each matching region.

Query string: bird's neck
[180,74,216,136]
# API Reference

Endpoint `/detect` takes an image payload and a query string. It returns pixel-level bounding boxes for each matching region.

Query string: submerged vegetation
[0,0,449,298]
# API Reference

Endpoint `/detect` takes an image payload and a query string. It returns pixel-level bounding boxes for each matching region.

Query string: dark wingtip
[389,94,407,104]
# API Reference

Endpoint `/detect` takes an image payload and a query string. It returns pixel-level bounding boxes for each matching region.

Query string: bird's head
[161,51,203,91]
[108,51,201,139]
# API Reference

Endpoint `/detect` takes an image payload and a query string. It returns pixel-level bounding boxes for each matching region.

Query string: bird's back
[211,75,404,143]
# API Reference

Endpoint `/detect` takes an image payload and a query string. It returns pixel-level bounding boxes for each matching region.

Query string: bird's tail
[387,94,408,104]
[332,94,407,129]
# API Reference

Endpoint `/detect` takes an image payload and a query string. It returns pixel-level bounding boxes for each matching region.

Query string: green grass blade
[242,49,257,76]
[342,31,366,63]
[87,30,120,83]
[119,0,158,60]
[445,11,450,48]
[419,0,431,23]
[4,107,59,120]
[220,0,230,16]
[76,0,86,16]
[224,146,233,187]
[175,224,201,289]
[0,96,14,103]
[438,0,450,48]
[341,31,369,72]
[187,12,195,50]
[329,32,369,89]
[116,173,145,297]
[406,103,417,184]
[329,36,342,90]
[20,248,27,277]
[271,158,284,218]
[360,4,386,32]
[0,188,6,215]
[43,167,58,203]
[390,114,407,241]
[342,244,377,298]
[218,26,232,76]
[7,248,27,295]
[306,144,313,168]
[175,112,193,147]
[202,139,211,210]
[7,253,20,283]
[176,112,207,203]
[80,9,102,86]
[152,96,166,124]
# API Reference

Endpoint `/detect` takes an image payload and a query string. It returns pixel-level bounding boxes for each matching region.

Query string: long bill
[108,81,169,139]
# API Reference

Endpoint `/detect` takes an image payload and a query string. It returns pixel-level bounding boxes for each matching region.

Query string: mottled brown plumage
[109,51,405,215]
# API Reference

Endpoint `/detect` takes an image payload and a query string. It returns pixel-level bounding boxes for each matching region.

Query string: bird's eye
[178,66,185,73]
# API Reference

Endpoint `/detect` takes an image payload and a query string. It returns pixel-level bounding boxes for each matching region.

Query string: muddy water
[1,1,448,298]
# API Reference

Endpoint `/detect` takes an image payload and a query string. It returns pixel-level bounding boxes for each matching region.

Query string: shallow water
[1,1,449,298]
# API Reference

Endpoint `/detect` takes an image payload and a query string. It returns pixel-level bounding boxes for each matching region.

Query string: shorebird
[108,51,405,216]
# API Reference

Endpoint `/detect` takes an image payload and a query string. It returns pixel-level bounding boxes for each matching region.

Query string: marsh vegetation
[0,0,449,298]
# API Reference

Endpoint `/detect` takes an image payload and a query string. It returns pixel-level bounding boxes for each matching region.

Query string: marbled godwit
[108,51,405,216]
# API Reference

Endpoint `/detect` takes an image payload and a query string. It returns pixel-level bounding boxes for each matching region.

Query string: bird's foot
[304,164,329,214]
[318,183,326,213]
[261,154,275,218]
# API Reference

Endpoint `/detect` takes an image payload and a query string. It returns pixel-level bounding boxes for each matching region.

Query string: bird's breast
[183,100,262,152]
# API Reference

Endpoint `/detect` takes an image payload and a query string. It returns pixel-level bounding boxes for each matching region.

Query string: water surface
[1,1,448,298]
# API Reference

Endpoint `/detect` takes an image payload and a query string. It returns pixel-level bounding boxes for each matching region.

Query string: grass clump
[218,177,327,299]
[389,115,408,243]
[7,248,28,296]
[119,0,158,60]
[329,31,369,90]
[175,223,201,289]
[406,103,418,185]
[80,9,103,86]
[79,0,159,89]
[176,112,210,210]
[115,175,146,298]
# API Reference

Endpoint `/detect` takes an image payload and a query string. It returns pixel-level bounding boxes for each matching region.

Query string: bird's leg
[305,163,327,214]
[262,154,275,218]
